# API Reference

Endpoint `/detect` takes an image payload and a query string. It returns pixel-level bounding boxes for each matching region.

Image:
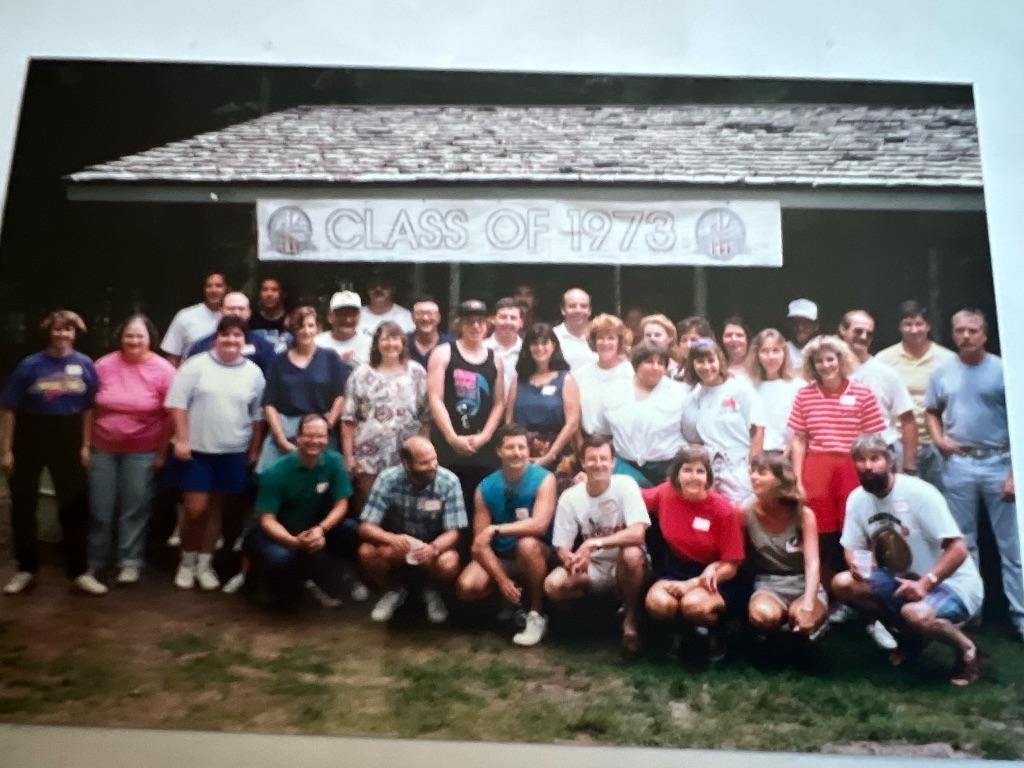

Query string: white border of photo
[0,2,1021,766]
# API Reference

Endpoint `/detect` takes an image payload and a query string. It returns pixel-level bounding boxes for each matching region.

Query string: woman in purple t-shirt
[0,310,101,595]
[85,315,175,586]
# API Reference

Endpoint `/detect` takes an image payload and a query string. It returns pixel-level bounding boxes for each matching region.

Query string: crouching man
[455,424,557,646]
[544,434,650,654]
[358,436,466,624]
[243,414,358,607]
[832,433,984,685]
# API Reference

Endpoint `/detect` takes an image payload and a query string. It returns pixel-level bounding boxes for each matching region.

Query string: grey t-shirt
[925,353,1008,450]
[165,352,265,453]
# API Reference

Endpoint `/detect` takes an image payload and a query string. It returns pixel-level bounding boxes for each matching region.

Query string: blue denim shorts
[868,568,971,624]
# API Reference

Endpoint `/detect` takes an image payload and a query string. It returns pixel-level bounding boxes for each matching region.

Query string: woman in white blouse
[597,340,691,487]
[746,328,804,456]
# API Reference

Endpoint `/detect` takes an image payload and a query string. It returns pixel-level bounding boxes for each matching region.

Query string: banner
[257,198,782,267]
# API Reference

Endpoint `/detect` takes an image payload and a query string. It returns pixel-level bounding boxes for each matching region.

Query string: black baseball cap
[457,299,489,317]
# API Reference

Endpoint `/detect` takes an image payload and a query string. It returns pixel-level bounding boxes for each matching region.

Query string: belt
[960,446,1010,458]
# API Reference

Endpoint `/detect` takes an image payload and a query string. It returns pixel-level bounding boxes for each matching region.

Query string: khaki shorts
[753,573,828,608]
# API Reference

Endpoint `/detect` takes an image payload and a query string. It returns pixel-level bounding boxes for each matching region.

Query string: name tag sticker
[65,364,83,376]
[315,482,329,494]
[514,506,530,521]
[242,344,256,356]
[541,385,557,396]
[421,499,442,512]
[693,517,711,532]
[893,500,909,513]
[839,395,856,407]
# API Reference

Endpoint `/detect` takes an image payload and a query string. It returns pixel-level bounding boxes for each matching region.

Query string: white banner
[257,198,782,267]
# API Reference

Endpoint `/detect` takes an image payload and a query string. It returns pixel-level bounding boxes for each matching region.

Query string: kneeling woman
[643,446,745,658]
[742,452,827,638]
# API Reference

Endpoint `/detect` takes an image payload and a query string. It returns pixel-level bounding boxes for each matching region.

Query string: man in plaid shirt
[358,435,467,624]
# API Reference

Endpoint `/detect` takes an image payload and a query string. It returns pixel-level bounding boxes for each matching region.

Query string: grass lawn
[0,581,1022,760]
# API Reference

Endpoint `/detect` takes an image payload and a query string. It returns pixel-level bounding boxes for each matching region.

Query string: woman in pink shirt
[86,315,175,585]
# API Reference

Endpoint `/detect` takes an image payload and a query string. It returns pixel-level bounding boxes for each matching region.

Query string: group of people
[0,271,1017,687]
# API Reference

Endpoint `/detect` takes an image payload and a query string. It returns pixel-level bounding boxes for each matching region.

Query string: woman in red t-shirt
[643,445,745,657]
[786,335,885,594]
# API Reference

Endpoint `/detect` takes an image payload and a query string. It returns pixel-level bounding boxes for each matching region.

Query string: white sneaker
[73,573,109,596]
[116,566,140,585]
[166,524,181,547]
[350,579,370,602]
[3,571,34,595]
[512,610,548,647]
[866,620,898,651]
[423,589,449,624]
[215,537,225,551]
[222,572,246,594]
[305,580,342,608]
[828,603,857,625]
[174,564,195,590]
[196,568,221,592]
[371,588,408,622]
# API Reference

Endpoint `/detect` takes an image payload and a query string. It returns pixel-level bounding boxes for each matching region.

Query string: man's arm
[576,521,648,557]
[894,537,968,602]
[898,410,918,472]
[358,520,411,554]
[259,512,302,549]
[926,409,961,458]
[485,473,557,541]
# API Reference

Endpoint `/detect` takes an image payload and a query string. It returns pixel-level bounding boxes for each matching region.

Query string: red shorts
[802,451,859,534]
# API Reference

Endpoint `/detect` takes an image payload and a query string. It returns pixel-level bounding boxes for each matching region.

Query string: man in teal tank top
[455,423,557,647]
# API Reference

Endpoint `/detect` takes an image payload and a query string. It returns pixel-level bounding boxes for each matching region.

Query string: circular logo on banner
[695,207,746,261]
[267,205,315,255]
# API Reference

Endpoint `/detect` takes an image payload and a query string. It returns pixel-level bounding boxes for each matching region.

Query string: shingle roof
[67,104,981,188]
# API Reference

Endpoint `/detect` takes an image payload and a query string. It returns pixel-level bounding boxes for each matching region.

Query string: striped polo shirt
[786,379,886,453]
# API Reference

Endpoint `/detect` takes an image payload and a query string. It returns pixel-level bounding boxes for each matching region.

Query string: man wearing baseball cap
[357,274,414,339]
[427,299,506,513]
[786,298,819,370]
[316,291,371,366]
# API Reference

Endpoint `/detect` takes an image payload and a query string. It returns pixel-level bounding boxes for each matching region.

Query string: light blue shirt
[925,354,1008,450]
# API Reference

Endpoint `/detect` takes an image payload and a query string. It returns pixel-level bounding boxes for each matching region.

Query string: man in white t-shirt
[357,275,414,338]
[161,271,227,365]
[484,297,524,393]
[833,434,983,686]
[552,287,598,371]
[315,290,371,366]
[840,309,918,474]
[544,435,650,654]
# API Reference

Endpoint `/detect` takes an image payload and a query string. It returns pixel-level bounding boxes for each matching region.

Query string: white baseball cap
[329,290,362,311]
[787,298,818,321]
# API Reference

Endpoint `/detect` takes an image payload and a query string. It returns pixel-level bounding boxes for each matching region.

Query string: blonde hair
[801,335,854,383]
[588,313,631,354]
[40,310,86,335]
[639,313,677,345]
[746,328,795,383]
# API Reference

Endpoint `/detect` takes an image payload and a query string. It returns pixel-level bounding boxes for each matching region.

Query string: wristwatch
[593,538,604,551]
[925,571,939,586]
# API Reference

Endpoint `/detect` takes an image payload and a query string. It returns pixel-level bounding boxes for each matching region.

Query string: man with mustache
[832,433,983,685]
[315,290,371,366]
[925,308,1022,640]
[357,275,414,339]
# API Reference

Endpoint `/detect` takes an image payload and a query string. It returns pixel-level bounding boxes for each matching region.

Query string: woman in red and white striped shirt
[787,335,885,589]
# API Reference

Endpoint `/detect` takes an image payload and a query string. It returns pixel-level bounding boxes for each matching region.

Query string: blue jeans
[917,443,945,492]
[88,450,155,570]
[942,452,1024,626]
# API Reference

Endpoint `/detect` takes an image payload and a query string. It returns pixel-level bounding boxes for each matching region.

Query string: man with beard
[406,295,453,369]
[316,290,372,366]
[839,309,918,475]
[161,271,227,366]
[833,433,983,685]
[357,275,414,338]
[785,298,819,371]
[926,308,1023,639]
[358,436,467,624]
[552,288,598,371]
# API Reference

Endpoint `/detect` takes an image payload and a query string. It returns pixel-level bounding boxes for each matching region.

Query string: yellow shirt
[876,341,956,442]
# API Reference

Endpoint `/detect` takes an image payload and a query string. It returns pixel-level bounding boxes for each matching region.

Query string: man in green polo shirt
[244,414,356,607]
